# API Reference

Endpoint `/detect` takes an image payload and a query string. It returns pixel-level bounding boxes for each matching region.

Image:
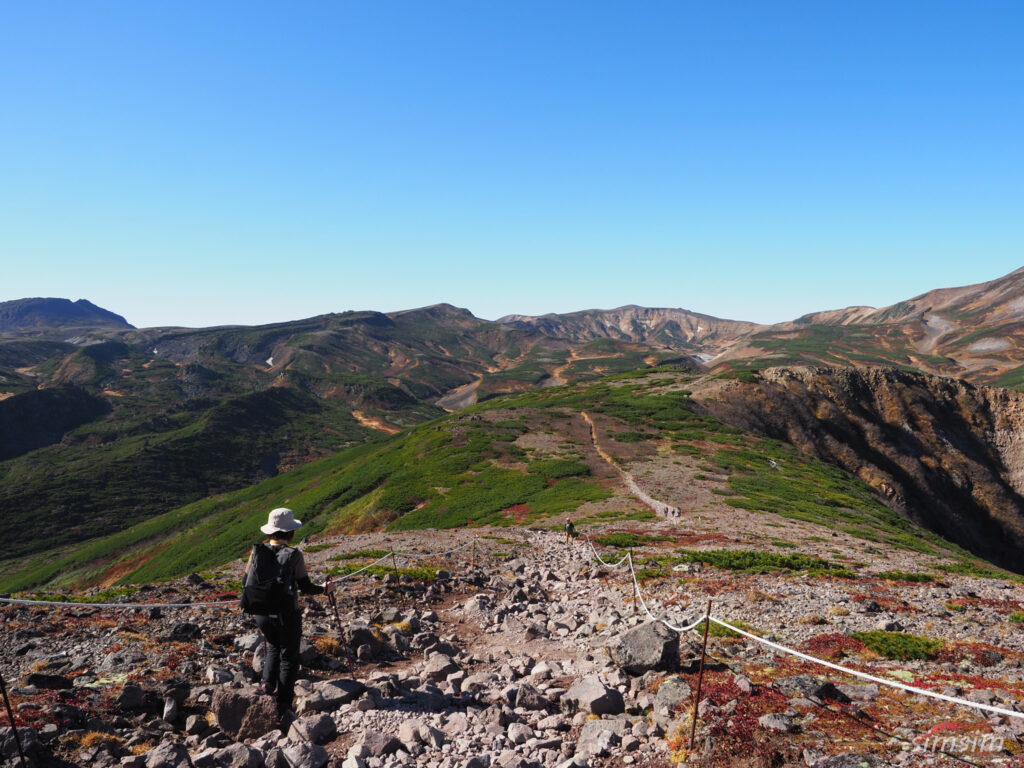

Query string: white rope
[581,535,631,569]
[0,597,235,609]
[394,537,480,559]
[626,553,705,633]
[329,552,397,581]
[708,616,1024,721]
[11,528,1024,727]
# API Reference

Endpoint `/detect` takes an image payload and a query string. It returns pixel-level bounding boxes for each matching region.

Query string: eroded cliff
[695,366,1024,571]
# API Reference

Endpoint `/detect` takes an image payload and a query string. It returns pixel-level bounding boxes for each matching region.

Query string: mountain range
[3,267,1024,585]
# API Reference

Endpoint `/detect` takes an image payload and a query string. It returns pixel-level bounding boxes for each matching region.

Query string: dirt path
[916,312,956,353]
[351,410,401,434]
[435,376,484,411]
[581,411,681,519]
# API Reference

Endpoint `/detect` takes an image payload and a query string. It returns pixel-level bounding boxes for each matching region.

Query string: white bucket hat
[260,507,303,535]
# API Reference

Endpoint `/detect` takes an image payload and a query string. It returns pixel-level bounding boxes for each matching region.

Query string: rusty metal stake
[326,590,355,671]
[0,671,28,768]
[629,549,637,614]
[390,551,400,581]
[688,600,713,751]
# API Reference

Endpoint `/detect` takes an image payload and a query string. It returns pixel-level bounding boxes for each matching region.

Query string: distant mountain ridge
[718,267,1024,387]
[0,297,133,333]
[5,267,1024,562]
[497,305,763,360]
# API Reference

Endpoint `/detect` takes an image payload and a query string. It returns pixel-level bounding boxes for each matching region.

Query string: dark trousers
[254,612,302,711]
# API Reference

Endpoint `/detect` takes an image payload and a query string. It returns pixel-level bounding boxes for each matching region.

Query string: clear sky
[2,2,1022,328]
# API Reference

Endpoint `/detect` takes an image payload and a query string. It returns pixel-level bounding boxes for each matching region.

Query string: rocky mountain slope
[716,267,1024,386]
[0,368,1009,596]
[6,266,1024,569]
[4,440,1024,767]
[497,306,762,361]
[6,368,1024,766]
[0,298,133,334]
[0,306,687,561]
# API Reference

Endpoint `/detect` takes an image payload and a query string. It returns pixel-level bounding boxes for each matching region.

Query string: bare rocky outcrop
[696,365,1024,571]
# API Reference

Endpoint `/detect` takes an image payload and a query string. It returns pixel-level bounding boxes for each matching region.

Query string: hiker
[241,507,334,722]
[564,518,576,543]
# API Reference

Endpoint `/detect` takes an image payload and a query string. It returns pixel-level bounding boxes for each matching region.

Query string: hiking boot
[278,708,298,730]
[259,682,276,696]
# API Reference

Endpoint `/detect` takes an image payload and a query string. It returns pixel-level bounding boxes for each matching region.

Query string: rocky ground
[5,520,1024,768]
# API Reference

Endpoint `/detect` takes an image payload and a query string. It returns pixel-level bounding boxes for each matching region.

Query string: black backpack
[240,543,298,615]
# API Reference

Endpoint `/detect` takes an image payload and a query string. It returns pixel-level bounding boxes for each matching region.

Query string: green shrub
[675,548,851,576]
[935,560,1011,580]
[329,549,390,561]
[877,571,934,583]
[694,618,756,639]
[325,563,438,581]
[594,532,669,548]
[1008,612,1024,624]
[850,630,943,660]
[612,432,647,443]
[26,586,139,604]
[634,567,665,581]
[528,459,591,479]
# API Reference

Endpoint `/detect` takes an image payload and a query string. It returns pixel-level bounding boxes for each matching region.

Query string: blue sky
[2,2,1022,328]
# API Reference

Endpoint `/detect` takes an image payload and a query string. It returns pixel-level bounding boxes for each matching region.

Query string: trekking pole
[326,589,355,671]
[0,671,28,768]
[688,600,713,751]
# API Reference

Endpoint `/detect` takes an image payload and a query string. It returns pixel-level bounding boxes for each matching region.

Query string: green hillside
[0,370,977,594]
[0,306,683,562]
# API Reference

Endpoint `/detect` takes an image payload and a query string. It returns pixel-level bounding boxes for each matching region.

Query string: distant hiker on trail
[564,518,576,543]
[241,507,334,724]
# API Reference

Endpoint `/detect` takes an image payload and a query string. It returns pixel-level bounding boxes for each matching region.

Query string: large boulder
[294,679,365,714]
[422,654,460,683]
[358,730,403,757]
[22,673,72,690]
[143,741,194,768]
[211,689,252,739]
[654,676,691,709]
[287,714,336,745]
[213,744,263,768]
[279,742,329,768]
[211,689,278,741]
[116,682,147,711]
[0,727,43,766]
[562,675,624,715]
[610,621,678,675]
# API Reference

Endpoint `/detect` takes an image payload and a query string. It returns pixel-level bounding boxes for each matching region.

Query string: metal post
[0,671,27,768]
[629,549,637,614]
[326,591,355,671]
[689,600,713,751]
[390,551,400,581]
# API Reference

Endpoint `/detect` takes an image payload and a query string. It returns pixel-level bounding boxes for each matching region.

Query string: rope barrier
[626,552,705,633]
[0,597,236,609]
[393,537,480,560]
[329,552,397,582]
[580,534,631,569]
[0,540,482,610]
[6,528,1024,727]
[706,616,1024,722]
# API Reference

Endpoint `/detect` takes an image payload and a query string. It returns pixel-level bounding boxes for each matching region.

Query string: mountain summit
[0,297,133,333]
[498,305,762,360]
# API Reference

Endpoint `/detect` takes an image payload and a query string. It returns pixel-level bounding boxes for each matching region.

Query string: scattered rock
[563,675,625,715]
[610,621,679,675]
